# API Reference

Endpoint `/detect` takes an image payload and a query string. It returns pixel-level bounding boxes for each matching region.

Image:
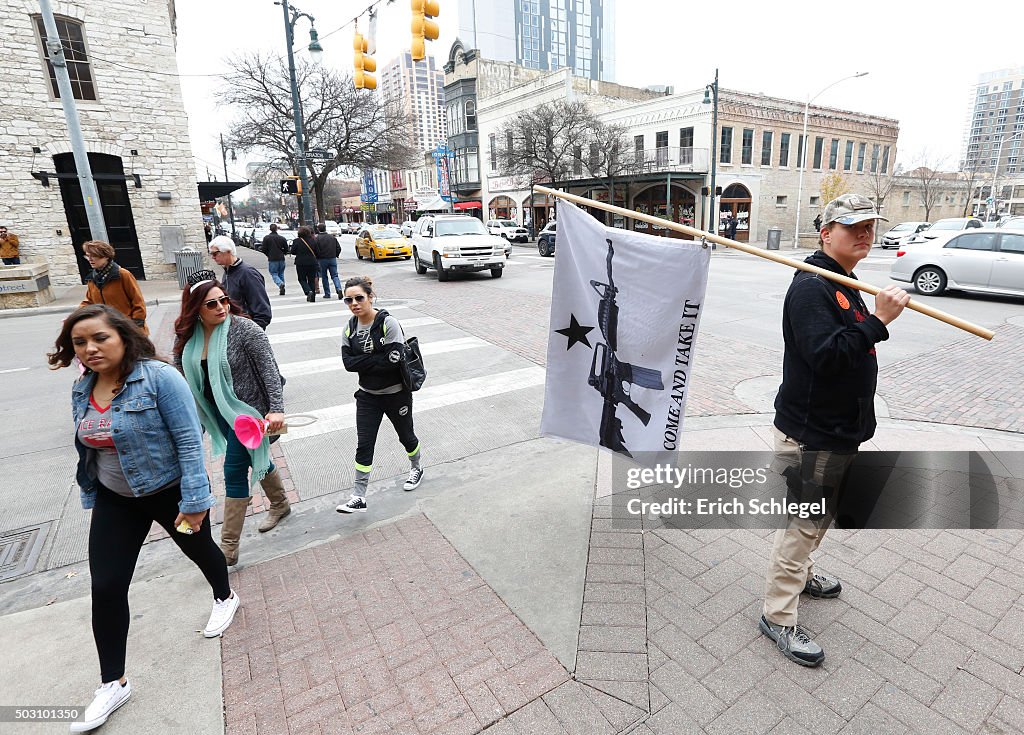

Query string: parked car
[411,215,507,281]
[906,217,983,245]
[400,220,417,237]
[322,220,342,236]
[537,221,557,257]
[487,219,530,243]
[997,215,1024,229]
[355,225,412,261]
[889,228,1024,297]
[879,221,929,249]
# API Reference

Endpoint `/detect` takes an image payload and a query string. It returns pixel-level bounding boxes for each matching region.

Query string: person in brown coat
[0,225,20,265]
[79,240,148,336]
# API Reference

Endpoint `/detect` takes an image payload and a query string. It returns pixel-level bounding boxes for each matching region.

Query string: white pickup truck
[411,214,508,281]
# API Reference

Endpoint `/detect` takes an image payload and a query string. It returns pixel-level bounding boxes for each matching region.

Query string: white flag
[541,200,711,460]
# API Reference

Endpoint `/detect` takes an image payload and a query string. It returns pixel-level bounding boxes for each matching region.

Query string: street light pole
[793,71,868,248]
[220,133,237,238]
[39,0,108,243]
[278,0,322,227]
[702,69,719,237]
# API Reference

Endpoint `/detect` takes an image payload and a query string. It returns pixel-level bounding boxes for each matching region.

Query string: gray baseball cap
[822,193,889,226]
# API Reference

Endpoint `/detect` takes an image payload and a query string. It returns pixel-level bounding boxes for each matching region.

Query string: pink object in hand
[233,414,269,449]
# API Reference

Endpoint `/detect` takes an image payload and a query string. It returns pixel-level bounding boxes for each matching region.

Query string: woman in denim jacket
[49,305,239,734]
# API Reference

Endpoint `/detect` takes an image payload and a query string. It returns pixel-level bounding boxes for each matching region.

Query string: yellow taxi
[354,225,412,261]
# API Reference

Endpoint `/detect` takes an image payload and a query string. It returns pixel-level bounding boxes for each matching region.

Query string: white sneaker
[69,679,131,732]
[204,591,240,638]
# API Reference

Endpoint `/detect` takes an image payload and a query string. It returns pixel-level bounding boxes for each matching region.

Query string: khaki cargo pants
[763,427,857,627]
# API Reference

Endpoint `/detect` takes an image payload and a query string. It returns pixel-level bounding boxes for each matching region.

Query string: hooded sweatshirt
[773,250,889,451]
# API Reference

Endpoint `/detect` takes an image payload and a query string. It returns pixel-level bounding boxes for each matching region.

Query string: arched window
[465,100,477,131]
[34,15,96,100]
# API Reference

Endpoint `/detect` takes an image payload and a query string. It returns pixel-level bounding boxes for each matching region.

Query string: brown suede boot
[220,497,251,566]
[258,468,291,533]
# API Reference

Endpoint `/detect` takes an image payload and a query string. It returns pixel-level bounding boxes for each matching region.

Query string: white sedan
[889,228,1024,298]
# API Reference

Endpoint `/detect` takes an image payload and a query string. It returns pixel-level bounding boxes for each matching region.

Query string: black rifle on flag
[588,239,665,457]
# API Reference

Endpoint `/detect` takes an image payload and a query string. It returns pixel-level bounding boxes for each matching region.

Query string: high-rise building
[380,52,447,153]
[455,0,615,82]
[961,66,1024,177]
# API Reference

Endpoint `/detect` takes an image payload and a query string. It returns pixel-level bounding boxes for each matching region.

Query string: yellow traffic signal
[411,0,439,61]
[353,32,377,90]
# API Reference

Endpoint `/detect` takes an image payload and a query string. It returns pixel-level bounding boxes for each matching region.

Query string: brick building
[0,0,203,287]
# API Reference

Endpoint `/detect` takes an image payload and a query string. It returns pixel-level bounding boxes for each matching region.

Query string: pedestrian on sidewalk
[314,223,344,300]
[173,271,291,565]
[260,223,289,296]
[48,305,239,734]
[78,240,148,336]
[209,235,272,329]
[336,275,423,514]
[0,223,20,264]
[290,226,320,302]
[761,193,909,667]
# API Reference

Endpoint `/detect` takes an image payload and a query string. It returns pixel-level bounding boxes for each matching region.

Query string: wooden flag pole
[534,185,994,341]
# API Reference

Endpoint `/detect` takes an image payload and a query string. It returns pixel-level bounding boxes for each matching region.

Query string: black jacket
[221,258,273,330]
[314,233,341,259]
[341,309,404,392]
[290,236,319,266]
[773,251,889,451]
[260,233,288,261]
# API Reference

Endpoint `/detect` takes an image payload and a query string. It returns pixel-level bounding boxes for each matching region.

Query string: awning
[197,181,249,201]
[453,200,482,210]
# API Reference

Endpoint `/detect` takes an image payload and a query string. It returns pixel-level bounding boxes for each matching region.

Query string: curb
[0,296,169,320]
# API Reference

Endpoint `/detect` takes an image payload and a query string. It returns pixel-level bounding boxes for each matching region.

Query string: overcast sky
[174,0,1022,185]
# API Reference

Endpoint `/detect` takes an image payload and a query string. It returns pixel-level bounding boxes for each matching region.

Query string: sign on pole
[361,168,378,204]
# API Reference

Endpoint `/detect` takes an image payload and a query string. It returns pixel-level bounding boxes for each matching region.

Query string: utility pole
[39,0,107,243]
[279,0,320,226]
[220,134,237,237]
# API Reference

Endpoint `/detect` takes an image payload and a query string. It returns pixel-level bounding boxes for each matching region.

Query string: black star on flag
[555,314,594,350]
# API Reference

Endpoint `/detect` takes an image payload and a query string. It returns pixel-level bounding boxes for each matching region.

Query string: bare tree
[909,151,949,221]
[585,119,632,223]
[863,164,900,219]
[495,99,597,185]
[222,54,419,221]
[957,158,985,217]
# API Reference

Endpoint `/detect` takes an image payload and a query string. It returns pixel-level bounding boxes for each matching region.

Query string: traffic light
[411,0,439,62]
[280,177,301,195]
[353,32,377,90]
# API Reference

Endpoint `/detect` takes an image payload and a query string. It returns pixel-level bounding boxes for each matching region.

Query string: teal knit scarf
[182,314,271,487]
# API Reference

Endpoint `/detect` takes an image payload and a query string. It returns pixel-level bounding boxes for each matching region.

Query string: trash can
[173,248,206,289]
[766,228,782,250]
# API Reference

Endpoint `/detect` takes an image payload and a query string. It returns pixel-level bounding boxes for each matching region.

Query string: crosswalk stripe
[272,305,412,323]
[279,366,545,442]
[271,300,416,313]
[278,337,490,377]
[268,316,441,345]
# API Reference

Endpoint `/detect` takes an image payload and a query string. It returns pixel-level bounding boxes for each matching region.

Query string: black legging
[295,264,319,296]
[89,482,229,682]
[355,389,419,467]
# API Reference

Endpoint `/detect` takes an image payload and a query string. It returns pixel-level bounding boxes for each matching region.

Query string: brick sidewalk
[221,515,580,734]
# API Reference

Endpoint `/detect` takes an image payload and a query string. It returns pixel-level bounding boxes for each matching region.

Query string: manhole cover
[0,523,49,581]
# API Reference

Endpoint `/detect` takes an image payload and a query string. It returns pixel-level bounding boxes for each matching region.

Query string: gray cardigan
[175,315,284,416]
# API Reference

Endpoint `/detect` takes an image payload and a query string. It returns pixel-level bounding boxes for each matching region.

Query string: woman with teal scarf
[173,271,290,565]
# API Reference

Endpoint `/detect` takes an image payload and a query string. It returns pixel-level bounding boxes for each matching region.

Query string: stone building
[0,0,203,288]
[449,44,900,245]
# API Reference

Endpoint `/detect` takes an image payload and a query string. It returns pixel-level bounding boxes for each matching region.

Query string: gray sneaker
[803,571,842,598]
[759,615,824,667]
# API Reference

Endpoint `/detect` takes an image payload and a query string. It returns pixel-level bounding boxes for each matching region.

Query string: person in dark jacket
[260,224,289,296]
[314,223,344,300]
[760,193,909,668]
[290,226,320,302]
[208,236,272,329]
[336,275,423,514]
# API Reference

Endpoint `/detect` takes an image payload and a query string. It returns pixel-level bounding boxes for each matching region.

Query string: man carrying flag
[760,194,910,667]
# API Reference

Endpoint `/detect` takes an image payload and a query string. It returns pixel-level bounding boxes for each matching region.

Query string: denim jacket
[72,359,214,514]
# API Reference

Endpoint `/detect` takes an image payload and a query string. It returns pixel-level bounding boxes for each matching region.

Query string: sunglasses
[203,296,231,309]
[342,294,368,305]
